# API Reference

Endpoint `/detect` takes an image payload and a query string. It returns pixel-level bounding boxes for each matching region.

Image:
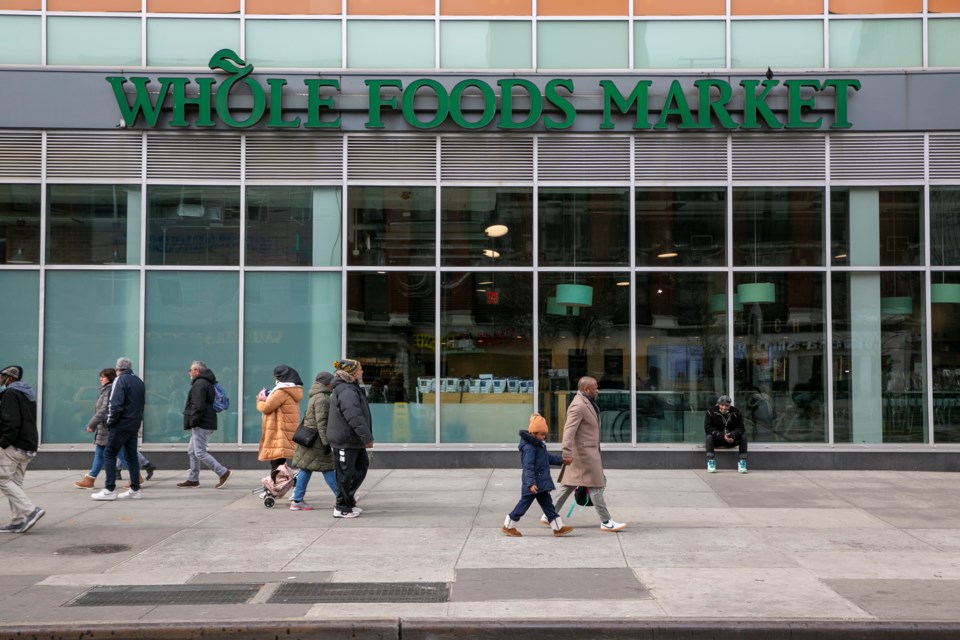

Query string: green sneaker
[707,459,716,473]
[738,459,748,474]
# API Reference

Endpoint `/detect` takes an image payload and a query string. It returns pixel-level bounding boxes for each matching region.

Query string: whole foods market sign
[107,49,861,132]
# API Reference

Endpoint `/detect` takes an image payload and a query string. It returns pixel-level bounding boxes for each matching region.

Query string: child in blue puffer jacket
[501,413,574,537]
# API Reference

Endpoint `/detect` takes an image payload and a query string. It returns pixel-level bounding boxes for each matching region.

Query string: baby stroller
[253,463,297,508]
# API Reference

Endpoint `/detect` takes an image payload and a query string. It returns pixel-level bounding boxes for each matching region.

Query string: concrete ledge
[30,448,960,472]
[4,620,960,640]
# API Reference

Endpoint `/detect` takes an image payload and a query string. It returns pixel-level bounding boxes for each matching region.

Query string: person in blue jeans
[289,371,338,511]
[501,414,573,537]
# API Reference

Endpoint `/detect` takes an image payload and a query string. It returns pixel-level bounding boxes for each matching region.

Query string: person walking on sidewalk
[0,365,44,533]
[177,361,231,489]
[704,394,748,473]
[328,359,373,519]
[256,365,303,472]
[548,376,626,533]
[92,357,145,501]
[74,368,116,489]
[289,371,338,511]
[502,413,573,537]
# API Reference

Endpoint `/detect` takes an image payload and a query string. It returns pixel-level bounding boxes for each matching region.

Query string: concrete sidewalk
[2,466,960,638]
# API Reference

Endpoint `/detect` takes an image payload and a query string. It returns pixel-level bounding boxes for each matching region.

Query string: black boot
[144,463,156,481]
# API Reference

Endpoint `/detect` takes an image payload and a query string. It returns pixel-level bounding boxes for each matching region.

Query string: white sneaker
[600,519,627,532]
[540,514,551,526]
[91,489,117,501]
[352,506,363,514]
[118,489,141,500]
[333,509,360,518]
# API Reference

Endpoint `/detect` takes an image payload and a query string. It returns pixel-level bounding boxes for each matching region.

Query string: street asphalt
[2,464,960,639]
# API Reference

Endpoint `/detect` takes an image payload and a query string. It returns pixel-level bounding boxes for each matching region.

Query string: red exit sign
[486,290,499,305]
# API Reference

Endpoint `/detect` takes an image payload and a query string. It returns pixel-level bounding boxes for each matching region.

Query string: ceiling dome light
[485,224,509,238]
[482,249,500,259]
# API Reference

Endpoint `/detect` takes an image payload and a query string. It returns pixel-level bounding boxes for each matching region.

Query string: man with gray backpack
[177,360,231,489]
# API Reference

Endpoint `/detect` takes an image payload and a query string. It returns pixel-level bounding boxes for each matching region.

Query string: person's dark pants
[104,428,141,492]
[334,448,369,513]
[270,458,286,471]
[508,491,560,523]
[705,433,748,460]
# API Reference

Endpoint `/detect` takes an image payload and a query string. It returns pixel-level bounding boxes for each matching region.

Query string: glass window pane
[47,185,141,265]
[243,272,341,445]
[347,20,435,69]
[539,188,630,267]
[246,20,342,68]
[831,188,922,267]
[540,273,631,441]
[538,21,628,70]
[733,188,824,267]
[0,16,41,65]
[0,271,39,410]
[440,21,532,69]
[48,17,141,66]
[731,20,823,69]
[932,271,960,443]
[634,20,724,69]
[734,272,827,443]
[929,19,960,67]
[146,271,239,444]
[147,19,240,67]
[246,186,341,267]
[636,272,728,442]
[348,186,435,266]
[441,187,532,267]
[0,185,40,265]
[832,271,926,444]
[42,272,140,444]
[147,186,240,266]
[637,188,726,267]
[932,187,960,266]
[828,19,921,68]
[346,272,435,443]
[440,271,533,442]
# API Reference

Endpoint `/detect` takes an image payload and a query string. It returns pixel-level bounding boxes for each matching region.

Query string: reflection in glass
[538,188,629,266]
[636,272,727,443]
[243,272,341,445]
[734,272,826,443]
[0,185,40,265]
[440,271,533,442]
[346,271,435,443]
[540,273,630,442]
[733,188,824,267]
[441,187,532,267]
[147,186,240,266]
[246,186,341,266]
[348,186,435,266]
[637,188,725,267]
[0,271,39,390]
[145,271,239,443]
[932,272,960,443]
[47,185,140,265]
[832,271,926,444]
[42,271,140,443]
[931,187,960,266]
[832,187,922,267]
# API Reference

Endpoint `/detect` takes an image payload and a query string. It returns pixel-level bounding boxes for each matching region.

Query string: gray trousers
[554,484,612,522]
[0,446,35,524]
[187,428,227,482]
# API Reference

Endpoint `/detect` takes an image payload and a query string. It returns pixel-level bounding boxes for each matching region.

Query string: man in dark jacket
[177,361,231,489]
[327,358,373,519]
[704,394,748,474]
[0,365,44,533]
[93,357,146,501]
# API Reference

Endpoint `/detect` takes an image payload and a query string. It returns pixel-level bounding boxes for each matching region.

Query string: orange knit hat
[528,413,548,434]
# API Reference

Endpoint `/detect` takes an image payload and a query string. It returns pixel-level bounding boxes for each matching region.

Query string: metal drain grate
[66,583,262,607]
[269,582,450,604]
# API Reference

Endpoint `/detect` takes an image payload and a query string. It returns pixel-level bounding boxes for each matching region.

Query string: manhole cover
[269,582,449,604]
[56,544,132,556]
[66,584,262,607]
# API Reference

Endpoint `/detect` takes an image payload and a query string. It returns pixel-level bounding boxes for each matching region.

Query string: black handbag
[292,418,318,448]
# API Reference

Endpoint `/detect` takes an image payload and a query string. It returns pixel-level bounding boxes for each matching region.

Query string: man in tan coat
[548,376,626,532]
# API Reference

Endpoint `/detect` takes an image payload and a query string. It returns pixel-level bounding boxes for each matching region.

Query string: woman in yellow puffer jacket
[255,364,304,471]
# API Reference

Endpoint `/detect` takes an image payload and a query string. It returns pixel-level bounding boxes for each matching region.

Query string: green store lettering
[106,49,861,131]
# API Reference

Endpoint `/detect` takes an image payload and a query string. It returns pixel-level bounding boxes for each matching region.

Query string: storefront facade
[1,0,959,466]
